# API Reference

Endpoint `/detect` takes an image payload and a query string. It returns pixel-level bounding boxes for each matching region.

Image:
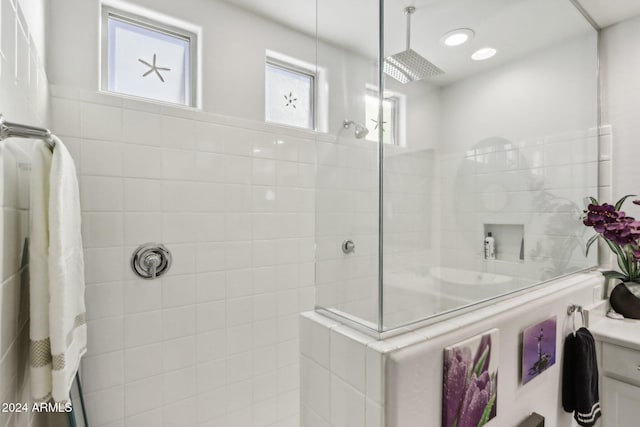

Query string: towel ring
[567,304,585,334]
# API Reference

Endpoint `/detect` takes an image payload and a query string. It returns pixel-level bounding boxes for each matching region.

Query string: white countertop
[590,314,640,351]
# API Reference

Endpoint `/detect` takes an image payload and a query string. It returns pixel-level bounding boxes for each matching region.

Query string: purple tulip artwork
[522,316,556,385]
[443,329,499,427]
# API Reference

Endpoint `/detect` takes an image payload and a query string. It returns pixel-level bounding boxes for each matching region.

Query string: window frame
[264,56,316,131]
[365,90,401,146]
[101,6,198,107]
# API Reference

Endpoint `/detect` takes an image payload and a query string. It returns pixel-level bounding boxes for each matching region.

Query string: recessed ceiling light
[471,47,497,61]
[441,28,475,47]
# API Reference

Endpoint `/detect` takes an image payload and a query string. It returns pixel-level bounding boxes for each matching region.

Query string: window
[365,92,399,145]
[102,7,197,107]
[265,59,315,130]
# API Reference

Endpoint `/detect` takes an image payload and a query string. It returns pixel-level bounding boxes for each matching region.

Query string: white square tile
[196,359,226,392]
[196,271,226,302]
[125,376,162,416]
[124,311,161,347]
[162,306,196,340]
[195,122,225,153]
[125,408,162,427]
[330,328,367,393]
[123,144,162,179]
[196,152,228,183]
[123,178,161,212]
[277,363,299,393]
[163,336,196,372]
[122,109,162,146]
[197,387,226,423]
[253,293,277,321]
[84,386,125,426]
[162,274,196,308]
[331,375,366,427]
[123,280,162,314]
[300,314,333,368]
[162,149,197,181]
[196,329,226,363]
[51,97,80,137]
[82,351,124,393]
[80,176,123,211]
[160,116,195,149]
[163,366,196,403]
[85,281,123,320]
[81,139,123,176]
[222,269,251,302]
[253,372,277,402]
[253,397,277,427]
[82,212,123,247]
[81,103,122,141]
[196,301,226,332]
[125,343,162,382]
[226,296,253,326]
[224,156,252,184]
[226,352,253,384]
[226,379,252,412]
[226,323,253,355]
[163,396,197,427]
[225,184,252,212]
[252,158,276,186]
[123,213,163,246]
[86,316,123,355]
[300,356,330,421]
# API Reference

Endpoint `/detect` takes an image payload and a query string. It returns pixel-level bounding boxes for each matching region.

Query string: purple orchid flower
[458,371,495,427]
[443,347,472,427]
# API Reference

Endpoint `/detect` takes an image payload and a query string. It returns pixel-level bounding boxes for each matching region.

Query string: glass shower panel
[314,1,381,329]
[381,0,599,330]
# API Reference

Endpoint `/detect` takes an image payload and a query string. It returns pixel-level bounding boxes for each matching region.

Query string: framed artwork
[443,329,499,427]
[522,316,557,385]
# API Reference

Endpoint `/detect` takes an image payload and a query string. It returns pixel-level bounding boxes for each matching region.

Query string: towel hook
[567,304,585,334]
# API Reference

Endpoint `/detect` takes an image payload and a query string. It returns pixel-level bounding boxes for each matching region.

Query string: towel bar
[0,114,55,151]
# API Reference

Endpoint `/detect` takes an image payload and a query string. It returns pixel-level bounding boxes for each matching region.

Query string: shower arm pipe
[0,114,55,151]
[405,6,415,50]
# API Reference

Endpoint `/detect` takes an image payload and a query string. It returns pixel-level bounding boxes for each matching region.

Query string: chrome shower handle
[131,243,172,279]
[144,252,161,279]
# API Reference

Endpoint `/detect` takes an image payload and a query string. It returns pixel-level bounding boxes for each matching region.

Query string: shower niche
[314,0,599,334]
[483,224,525,263]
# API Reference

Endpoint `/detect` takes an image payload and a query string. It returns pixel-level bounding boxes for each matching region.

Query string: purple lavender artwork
[522,316,557,385]
[443,329,499,427]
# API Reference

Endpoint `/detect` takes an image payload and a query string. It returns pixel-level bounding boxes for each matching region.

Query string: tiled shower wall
[437,33,600,281]
[50,86,317,427]
[0,0,50,426]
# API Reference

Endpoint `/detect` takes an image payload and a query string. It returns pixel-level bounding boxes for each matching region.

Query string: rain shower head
[343,120,369,139]
[384,7,444,84]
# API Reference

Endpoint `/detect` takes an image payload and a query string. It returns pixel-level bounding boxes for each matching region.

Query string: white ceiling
[576,0,640,28]
[220,0,631,85]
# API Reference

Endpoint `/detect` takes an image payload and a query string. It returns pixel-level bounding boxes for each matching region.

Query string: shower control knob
[342,240,355,254]
[131,243,172,279]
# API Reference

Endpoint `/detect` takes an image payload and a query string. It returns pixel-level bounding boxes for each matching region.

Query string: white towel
[29,136,87,402]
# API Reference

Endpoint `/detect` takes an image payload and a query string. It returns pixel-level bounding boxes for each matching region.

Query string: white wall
[600,14,640,219]
[0,0,51,426]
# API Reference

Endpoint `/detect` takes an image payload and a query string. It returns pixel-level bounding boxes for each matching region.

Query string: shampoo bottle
[484,232,496,260]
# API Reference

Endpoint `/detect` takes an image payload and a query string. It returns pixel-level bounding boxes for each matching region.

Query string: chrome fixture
[342,240,355,254]
[384,6,444,84]
[343,120,369,139]
[567,304,585,335]
[0,114,55,151]
[131,243,172,279]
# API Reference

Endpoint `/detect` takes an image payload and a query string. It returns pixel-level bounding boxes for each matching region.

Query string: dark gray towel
[562,328,601,426]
